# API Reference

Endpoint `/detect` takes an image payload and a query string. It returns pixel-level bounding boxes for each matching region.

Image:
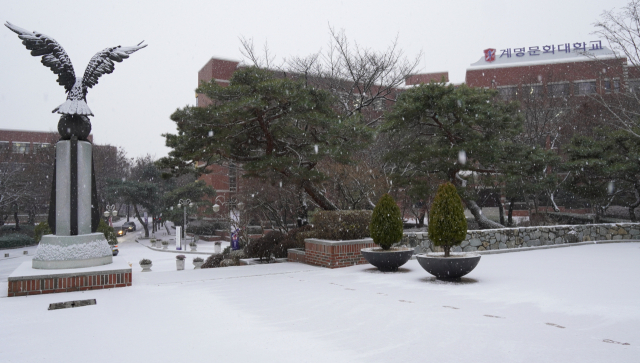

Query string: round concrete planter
[193,261,203,269]
[361,247,415,272]
[162,243,168,250]
[140,263,152,272]
[176,260,185,271]
[415,252,481,279]
[189,244,197,252]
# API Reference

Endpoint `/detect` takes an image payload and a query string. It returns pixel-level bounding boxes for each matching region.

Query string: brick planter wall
[302,238,377,269]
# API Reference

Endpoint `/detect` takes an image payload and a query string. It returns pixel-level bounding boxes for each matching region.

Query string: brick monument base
[7,256,132,297]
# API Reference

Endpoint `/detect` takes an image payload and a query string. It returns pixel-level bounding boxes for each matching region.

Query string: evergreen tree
[159,67,372,210]
[383,82,535,229]
[428,182,467,257]
[162,180,216,228]
[564,128,640,221]
[369,194,403,250]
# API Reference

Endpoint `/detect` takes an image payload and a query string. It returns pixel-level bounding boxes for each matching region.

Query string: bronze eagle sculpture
[5,21,146,139]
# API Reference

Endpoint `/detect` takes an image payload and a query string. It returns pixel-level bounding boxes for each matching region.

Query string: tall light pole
[103,205,117,227]
[177,199,194,249]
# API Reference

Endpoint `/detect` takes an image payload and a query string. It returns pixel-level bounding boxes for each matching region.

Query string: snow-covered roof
[468,45,618,71]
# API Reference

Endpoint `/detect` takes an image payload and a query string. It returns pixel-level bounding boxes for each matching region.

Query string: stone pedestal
[33,139,113,270]
[32,233,112,269]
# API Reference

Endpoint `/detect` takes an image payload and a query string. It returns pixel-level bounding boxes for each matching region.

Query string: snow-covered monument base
[33,233,112,269]
[32,140,113,269]
[8,140,127,297]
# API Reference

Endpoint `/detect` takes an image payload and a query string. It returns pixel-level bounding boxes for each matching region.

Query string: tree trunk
[417,209,426,227]
[507,197,515,226]
[301,180,338,210]
[498,200,505,226]
[628,184,640,222]
[133,204,149,237]
[464,199,505,229]
[13,202,20,230]
[443,245,451,257]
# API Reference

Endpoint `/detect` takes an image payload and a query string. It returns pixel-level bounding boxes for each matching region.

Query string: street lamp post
[177,199,194,250]
[103,205,117,227]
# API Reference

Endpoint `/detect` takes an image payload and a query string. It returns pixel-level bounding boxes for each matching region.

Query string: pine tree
[383,82,528,229]
[159,67,372,211]
[428,183,467,257]
[369,194,403,250]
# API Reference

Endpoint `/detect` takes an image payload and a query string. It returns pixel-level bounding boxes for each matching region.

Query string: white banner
[176,226,181,250]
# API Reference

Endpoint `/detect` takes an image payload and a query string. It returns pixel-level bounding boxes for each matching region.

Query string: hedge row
[0,233,35,249]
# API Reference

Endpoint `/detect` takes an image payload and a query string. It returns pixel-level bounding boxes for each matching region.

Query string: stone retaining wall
[402,223,640,254]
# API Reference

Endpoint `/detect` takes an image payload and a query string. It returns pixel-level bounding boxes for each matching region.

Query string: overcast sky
[0,0,628,159]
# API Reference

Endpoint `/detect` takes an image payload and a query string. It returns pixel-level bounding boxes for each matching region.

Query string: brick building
[466,41,623,103]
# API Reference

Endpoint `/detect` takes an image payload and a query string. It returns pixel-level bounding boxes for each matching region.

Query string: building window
[548,83,570,97]
[32,143,50,153]
[628,79,640,93]
[373,98,386,111]
[0,141,9,153]
[497,86,518,100]
[604,79,620,94]
[12,142,30,154]
[523,84,543,97]
[574,81,596,95]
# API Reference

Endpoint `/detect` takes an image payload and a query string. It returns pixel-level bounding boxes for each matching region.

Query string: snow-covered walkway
[1,241,638,362]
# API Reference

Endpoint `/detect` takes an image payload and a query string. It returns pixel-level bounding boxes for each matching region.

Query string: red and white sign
[484,48,496,62]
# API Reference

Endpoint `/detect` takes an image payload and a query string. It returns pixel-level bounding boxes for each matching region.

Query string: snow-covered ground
[1,231,638,362]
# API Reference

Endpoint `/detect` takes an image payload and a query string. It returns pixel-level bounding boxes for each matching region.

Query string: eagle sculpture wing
[82,42,147,92]
[4,22,76,93]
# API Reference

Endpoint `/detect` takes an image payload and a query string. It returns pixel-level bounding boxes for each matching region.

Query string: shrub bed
[0,233,35,249]
[0,224,36,238]
[312,210,372,240]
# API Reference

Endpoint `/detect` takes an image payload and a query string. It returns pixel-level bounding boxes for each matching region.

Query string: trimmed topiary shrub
[34,222,52,243]
[428,182,467,257]
[96,219,118,245]
[369,194,404,250]
[312,210,372,240]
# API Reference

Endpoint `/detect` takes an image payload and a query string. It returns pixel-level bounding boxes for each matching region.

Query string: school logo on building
[484,48,496,62]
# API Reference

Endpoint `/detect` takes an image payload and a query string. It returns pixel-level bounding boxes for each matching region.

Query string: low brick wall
[8,270,131,297]
[287,248,305,263]
[8,258,132,297]
[402,222,640,253]
[302,238,377,269]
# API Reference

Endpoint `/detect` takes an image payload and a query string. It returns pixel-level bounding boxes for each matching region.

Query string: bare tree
[592,0,640,137]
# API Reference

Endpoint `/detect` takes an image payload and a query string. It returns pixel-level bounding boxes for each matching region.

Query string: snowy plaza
[1,233,638,362]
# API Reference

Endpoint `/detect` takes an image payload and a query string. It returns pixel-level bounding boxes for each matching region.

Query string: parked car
[122,222,136,231]
[110,244,119,256]
[114,227,127,237]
